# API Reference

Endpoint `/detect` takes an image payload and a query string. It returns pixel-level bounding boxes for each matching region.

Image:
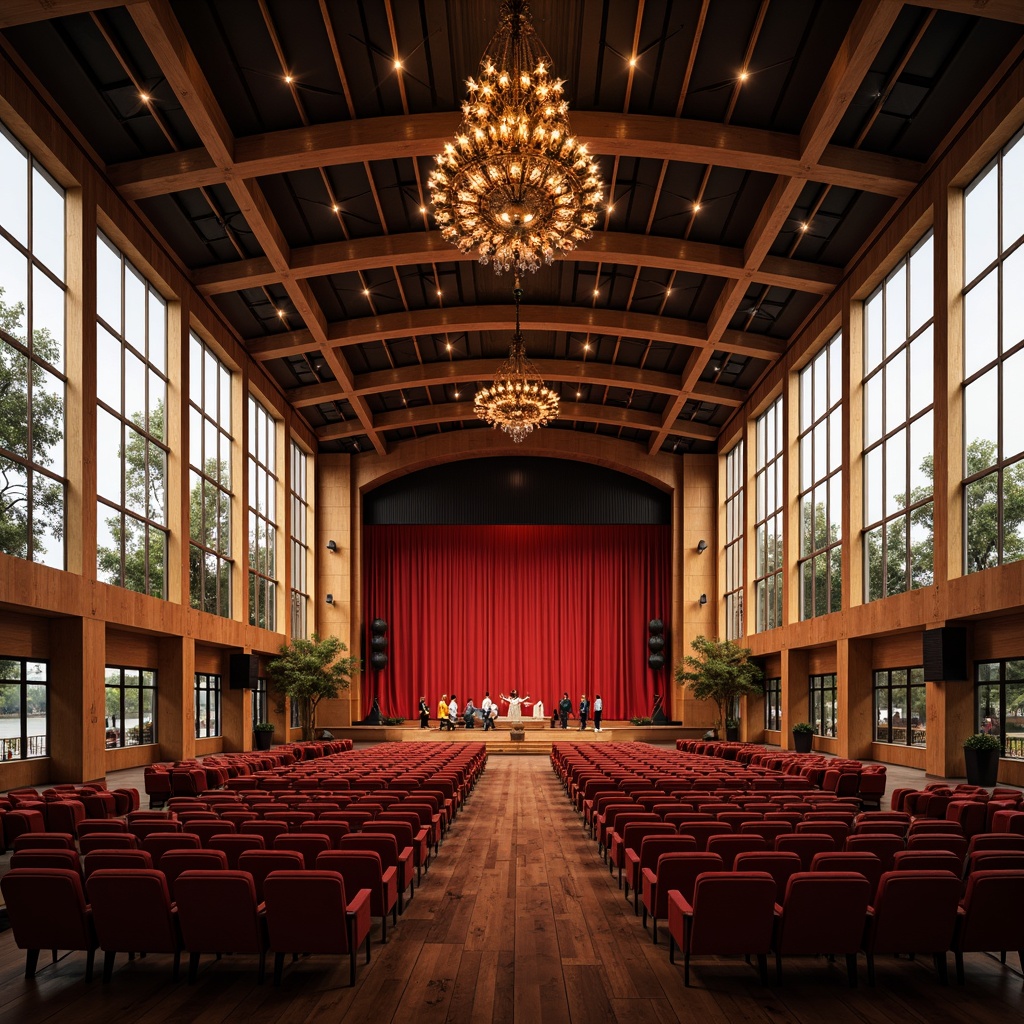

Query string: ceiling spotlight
[437,289,443,297]
[696,539,708,554]
[583,342,590,352]
[138,92,151,104]
[739,70,749,82]
[445,342,452,352]
[394,59,403,70]
[331,203,340,213]
[284,74,294,84]
[800,222,809,232]
[576,390,581,398]
[419,206,427,214]
[363,288,370,296]
[326,540,338,552]
[629,57,637,67]
[276,309,285,319]
[454,389,461,399]
[592,288,599,296]
[692,202,701,212]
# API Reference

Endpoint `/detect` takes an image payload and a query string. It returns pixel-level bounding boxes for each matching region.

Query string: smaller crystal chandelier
[428,0,603,275]
[475,280,559,442]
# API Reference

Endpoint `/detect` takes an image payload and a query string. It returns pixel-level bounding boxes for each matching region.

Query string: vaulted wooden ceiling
[3,0,1023,457]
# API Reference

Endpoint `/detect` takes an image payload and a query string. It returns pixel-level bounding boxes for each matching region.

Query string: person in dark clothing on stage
[558,692,572,729]
[579,694,590,731]
[418,696,430,729]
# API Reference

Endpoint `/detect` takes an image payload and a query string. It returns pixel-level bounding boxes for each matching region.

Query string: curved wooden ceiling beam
[315,400,718,443]
[286,358,745,408]
[247,305,784,362]
[192,229,840,297]
[108,110,921,200]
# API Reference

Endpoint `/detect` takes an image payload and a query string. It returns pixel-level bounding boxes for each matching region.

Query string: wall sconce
[325,594,334,605]
[696,539,707,554]
[326,539,337,552]
[699,593,707,606]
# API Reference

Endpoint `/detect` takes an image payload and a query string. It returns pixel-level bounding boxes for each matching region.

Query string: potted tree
[792,721,814,753]
[675,635,763,740]
[963,732,1000,787]
[253,721,275,751]
[268,633,359,742]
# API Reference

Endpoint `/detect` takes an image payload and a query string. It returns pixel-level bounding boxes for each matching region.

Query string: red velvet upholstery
[967,832,1024,854]
[129,819,184,841]
[208,833,266,869]
[862,870,962,985]
[705,834,769,871]
[773,871,871,985]
[640,850,721,944]
[809,852,883,903]
[952,868,1024,983]
[843,835,905,873]
[10,848,82,874]
[12,832,75,851]
[774,833,837,871]
[731,852,802,904]
[44,800,86,836]
[360,822,418,898]
[83,849,153,876]
[628,835,698,917]
[377,811,431,880]
[175,869,268,983]
[316,849,399,943]
[905,833,968,870]
[990,810,1024,834]
[142,832,202,867]
[263,870,372,986]
[87,868,183,982]
[908,819,963,836]
[236,849,304,902]
[338,831,413,912]
[4,809,46,843]
[946,800,988,840]
[673,821,733,854]
[79,833,139,854]
[160,849,228,897]
[794,820,849,848]
[618,823,677,895]
[667,871,777,986]
[272,832,331,870]
[740,821,793,844]
[0,867,99,980]
[892,850,962,876]
[594,802,637,854]
[77,818,128,836]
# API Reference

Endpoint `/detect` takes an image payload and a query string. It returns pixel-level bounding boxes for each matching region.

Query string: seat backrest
[12,832,76,851]
[774,833,837,870]
[739,821,793,843]
[967,832,1024,854]
[794,820,848,847]
[905,833,968,867]
[141,832,202,866]
[775,871,871,953]
[83,849,154,876]
[0,867,95,950]
[160,849,228,896]
[621,822,676,858]
[891,849,962,875]
[129,820,184,839]
[299,820,350,848]
[272,832,332,869]
[236,849,305,902]
[240,820,289,842]
[675,821,733,852]
[705,834,768,870]
[637,835,697,875]
[866,870,962,952]
[207,833,266,869]
[653,852,725,905]
[966,850,1024,874]
[686,872,777,954]
[809,851,882,900]
[732,851,802,903]
[957,869,1024,951]
[175,869,263,952]
[188,820,237,846]
[362,821,415,848]
[10,848,81,873]
[86,868,179,951]
[263,870,351,953]
[843,834,905,872]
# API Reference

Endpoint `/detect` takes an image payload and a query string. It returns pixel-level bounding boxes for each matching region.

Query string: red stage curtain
[362,524,670,721]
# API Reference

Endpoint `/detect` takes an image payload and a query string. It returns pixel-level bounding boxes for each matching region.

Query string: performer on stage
[578,693,590,731]
[418,696,430,729]
[500,690,530,723]
[532,698,546,719]
[593,694,603,732]
[558,692,572,729]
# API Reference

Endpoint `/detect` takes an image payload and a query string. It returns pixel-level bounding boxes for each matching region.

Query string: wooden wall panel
[872,632,925,667]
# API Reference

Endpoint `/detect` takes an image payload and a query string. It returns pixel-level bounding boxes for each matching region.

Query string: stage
[329,720,705,755]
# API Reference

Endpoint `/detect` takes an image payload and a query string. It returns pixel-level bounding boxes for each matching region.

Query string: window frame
[0,656,49,760]
[753,397,784,632]
[975,658,1024,759]
[247,395,278,630]
[724,440,745,640]
[194,672,222,739]
[872,666,926,747]
[289,440,310,639]
[764,677,782,731]
[103,665,157,748]
[809,673,837,738]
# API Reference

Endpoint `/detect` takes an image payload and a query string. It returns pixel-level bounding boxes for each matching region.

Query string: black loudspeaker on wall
[647,619,666,671]
[229,653,259,690]
[369,618,388,672]
[922,626,968,681]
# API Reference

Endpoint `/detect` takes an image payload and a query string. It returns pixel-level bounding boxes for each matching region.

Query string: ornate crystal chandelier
[428,0,603,275]
[475,280,559,442]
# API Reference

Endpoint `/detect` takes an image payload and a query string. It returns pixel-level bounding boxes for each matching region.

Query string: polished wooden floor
[3,755,1024,1024]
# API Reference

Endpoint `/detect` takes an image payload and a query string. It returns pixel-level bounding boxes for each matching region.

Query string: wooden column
[781,647,809,751]
[926,624,974,779]
[158,633,195,762]
[837,636,873,759]
[47,615,105,783]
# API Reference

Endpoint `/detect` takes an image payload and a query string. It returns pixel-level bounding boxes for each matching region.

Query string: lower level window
[104,666,157,748]
[873,667,926,746]
[764,678,782,730]
[252,677,268,729]
[0,657,48,759]
[809,673,837,737]
[194,673,221,738]
[976,658,1024,758]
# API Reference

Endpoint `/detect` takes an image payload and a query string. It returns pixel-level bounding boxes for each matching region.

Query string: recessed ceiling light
[739,70,749,82]
[454,390,460,399]
[394,59,403,71]
[331,204,340,213]
[362,288,370,296]
[692,202,701,212]
[139,92,151,103]
[583,342,590,352]
[284,74,294,84]
[445,342,452,352]
[576,390,581,398]
[419,206,427,214]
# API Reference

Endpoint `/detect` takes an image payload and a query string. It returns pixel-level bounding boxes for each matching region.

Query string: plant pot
[254,730,274,751]
[964,746,999,787]
[792,731,813,754]
[509,728,525,743]
[725,726,739,741]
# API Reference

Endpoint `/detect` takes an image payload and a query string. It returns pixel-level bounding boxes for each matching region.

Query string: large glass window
[194,672,221,739]
[104,666,156,748]
[247,396,278,630]
[873,667,926,746]
[809,673,837,738]
[976,659,1024,759]
[252,676,268,730]
[963,130,1024,573]
[0,657,48,759]
[764,677,781,731]
[0,123,66,568]
[96,233,168,597]
[798,333,843,618]
[864,232,935,600]
[290,441,310,639]
[724,441,744,640]
[188,333,233,616]
[754,397,784,632]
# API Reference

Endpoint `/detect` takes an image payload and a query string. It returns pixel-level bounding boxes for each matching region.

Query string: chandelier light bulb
[428,0,604,275]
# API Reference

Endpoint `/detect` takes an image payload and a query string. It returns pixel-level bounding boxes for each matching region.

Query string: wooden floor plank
[3,753,1024,1024]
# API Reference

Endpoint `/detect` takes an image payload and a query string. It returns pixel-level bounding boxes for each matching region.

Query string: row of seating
[665,867,1024,987]
[1,866,373,987]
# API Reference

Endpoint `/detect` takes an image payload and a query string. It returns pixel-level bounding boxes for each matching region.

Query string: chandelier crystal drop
[428,0,604,275]
[474,280,559,442]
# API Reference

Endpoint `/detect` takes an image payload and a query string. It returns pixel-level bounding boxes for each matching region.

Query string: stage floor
[332,722,704,754]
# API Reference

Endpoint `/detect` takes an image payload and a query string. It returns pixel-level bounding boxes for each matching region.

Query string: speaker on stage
[369,618,388,672]
[229,653,259,690]
[647,618,666,671]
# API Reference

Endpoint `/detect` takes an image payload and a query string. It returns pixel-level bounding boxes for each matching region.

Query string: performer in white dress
[500,690,530,723]
[532,699,546,719]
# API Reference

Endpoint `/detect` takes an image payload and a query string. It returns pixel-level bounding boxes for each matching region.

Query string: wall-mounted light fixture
[325,594,334,605]
[326,539,337,552]
[699,593,707,606]
[696,539,708,554]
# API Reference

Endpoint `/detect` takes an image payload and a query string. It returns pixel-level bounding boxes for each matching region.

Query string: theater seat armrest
[347,888,372,918]
[641,867,657,885]
[382,866,398,885]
